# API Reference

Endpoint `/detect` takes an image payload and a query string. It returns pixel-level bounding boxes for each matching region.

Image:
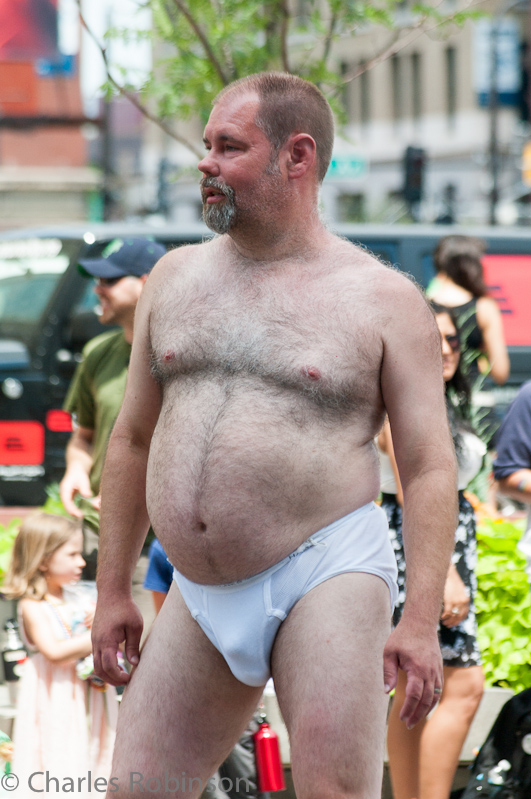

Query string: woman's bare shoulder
[476,295,502,322]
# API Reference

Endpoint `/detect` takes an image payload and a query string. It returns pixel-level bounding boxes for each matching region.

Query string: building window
[446,46,457,126]
[360,65,371,126]
[392,55,403,122]
[295,0,310,22]
[341,62,353,120]
[411,52,422,122]
[337,193,366,222]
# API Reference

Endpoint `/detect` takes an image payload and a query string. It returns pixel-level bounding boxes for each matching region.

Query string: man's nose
[198,150,220,177]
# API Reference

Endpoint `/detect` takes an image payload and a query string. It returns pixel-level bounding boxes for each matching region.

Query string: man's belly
[145,386,381,584]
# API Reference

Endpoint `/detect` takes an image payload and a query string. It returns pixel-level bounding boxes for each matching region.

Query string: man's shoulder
[335,237,422,304]
[82,328,126,359]
[154,238,216,269]
[510,381,531,413]
[517,380,531,399]
[331,235,414,280]
[78,329,129,379]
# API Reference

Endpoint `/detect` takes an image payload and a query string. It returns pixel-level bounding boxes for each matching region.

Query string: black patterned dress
[381,489,481,668]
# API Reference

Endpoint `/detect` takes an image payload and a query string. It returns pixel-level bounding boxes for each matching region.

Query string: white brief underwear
[173,501,398,687]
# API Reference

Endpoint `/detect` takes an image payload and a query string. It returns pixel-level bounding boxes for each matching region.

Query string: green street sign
[326,154,368,179]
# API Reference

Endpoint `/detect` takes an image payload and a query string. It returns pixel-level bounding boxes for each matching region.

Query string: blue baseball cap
[78,237,166,278]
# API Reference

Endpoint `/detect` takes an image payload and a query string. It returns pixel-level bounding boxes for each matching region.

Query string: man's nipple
[303,365,321,380]
[163,349,175,363]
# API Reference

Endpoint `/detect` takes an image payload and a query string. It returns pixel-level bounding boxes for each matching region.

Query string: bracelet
[517,477,531,493]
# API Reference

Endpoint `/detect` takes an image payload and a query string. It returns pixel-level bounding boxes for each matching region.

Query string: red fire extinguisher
[253,711,286,793]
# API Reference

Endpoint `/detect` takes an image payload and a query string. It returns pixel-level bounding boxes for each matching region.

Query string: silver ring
[434,687,442,694]
[451,607,459,615]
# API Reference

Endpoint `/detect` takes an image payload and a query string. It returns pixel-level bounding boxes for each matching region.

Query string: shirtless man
[92,72,457,799]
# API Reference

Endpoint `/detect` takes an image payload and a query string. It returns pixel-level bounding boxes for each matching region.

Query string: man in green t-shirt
[60,238,166,611]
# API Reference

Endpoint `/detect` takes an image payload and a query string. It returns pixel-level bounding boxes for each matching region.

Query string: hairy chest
[149,271,383,412]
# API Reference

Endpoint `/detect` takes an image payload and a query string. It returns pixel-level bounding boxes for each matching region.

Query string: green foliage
[476,516,531,693]
[101,0,481,147]
[0,519,20,585]
[41,483,70,517]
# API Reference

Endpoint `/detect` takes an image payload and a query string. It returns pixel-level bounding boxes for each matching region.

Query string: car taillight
[46,410,72,432]
[0,422,44,464]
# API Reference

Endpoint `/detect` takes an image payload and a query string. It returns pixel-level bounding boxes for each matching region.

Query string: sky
[59,0,152,115]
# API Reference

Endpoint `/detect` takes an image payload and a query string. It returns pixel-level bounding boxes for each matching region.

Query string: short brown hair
[215,72,335,183]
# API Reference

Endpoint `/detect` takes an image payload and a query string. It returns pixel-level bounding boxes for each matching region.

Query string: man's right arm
[92,263,165,686]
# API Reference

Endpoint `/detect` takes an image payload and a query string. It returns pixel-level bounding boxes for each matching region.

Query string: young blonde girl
[2,512,117,795]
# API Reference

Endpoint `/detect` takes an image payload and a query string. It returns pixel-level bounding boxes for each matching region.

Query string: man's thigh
[109,582,263,798]
[271,572,392,799]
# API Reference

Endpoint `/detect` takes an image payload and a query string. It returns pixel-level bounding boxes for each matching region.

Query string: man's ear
[285,134,317,179]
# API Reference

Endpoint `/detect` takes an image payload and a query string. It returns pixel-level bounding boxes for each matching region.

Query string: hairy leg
[272,572,392,799]
[107,583,263,798]
[418,665,484,799]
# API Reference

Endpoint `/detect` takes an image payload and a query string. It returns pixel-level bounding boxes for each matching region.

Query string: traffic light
[403,146,426,205]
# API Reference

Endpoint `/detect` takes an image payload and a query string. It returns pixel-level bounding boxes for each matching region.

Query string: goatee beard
[201,178,236,234]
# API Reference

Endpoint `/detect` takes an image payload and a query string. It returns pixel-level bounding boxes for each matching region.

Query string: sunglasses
[443,333,460,352]
[95,276,124,288]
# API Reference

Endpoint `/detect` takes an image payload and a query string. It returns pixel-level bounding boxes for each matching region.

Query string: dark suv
[1,222,531,505]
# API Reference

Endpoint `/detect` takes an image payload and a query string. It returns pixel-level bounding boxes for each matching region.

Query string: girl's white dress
[10,584,118,796]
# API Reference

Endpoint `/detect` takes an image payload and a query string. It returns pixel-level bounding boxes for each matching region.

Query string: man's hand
[383,621,443,729]
[92,595,143,686]
[60,426,95,516]
[441,565,469,628]
[59,464,93,517]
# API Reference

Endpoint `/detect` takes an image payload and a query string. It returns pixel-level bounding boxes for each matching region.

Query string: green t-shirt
[64,329,131,498]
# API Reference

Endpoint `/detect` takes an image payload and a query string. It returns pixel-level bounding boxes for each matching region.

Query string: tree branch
[342,0,483,83]
[322,9,338,68]
[77,1,203,158]
[342,28,412,82]
[169,0,231,85]
[280,0,291,73]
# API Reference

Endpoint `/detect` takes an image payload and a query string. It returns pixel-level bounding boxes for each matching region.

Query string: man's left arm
[379,275,457,728]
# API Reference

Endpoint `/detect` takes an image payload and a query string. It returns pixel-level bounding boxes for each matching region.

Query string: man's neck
[226,206,328,263]
[122,321,134,344]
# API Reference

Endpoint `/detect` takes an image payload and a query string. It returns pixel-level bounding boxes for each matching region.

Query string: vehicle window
[0,239,70,337]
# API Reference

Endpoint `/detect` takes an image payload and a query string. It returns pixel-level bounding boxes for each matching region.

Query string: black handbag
[460,688,531,799]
